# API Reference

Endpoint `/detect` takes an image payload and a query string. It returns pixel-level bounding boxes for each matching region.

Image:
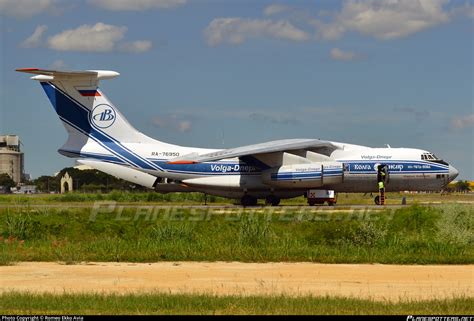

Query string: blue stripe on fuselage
[63,149,449,177]
[343,160,448,174]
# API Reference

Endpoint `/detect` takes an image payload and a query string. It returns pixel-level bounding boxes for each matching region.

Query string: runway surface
[1,262,472,301]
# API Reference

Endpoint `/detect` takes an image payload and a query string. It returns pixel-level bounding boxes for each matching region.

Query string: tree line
[0,167,147,193]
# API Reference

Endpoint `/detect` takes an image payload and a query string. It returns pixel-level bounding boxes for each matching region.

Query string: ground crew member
[377,165,384,182]
[378,180,385,193]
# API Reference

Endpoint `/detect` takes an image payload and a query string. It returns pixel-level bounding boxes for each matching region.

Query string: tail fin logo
[91,104,116,128]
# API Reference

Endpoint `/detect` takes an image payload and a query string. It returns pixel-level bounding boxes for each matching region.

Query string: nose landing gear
[374,195,380,205]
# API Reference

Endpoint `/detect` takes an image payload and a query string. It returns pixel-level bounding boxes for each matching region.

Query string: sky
[0,0,473,179]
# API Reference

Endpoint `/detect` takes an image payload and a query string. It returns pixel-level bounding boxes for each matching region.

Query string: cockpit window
[421,152,448,165]
[421,152,438,160]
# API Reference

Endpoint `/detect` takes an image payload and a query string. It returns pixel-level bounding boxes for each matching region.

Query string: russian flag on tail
[78,89,101,96]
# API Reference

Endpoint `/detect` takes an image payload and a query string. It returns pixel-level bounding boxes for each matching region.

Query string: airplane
[17,68,459,206]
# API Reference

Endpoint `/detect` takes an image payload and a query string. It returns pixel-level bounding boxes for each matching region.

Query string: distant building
[12,185,37,194]
[0,135,24,184]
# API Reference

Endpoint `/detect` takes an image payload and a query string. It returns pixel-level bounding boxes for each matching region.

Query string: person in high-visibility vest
[378,180,385,192]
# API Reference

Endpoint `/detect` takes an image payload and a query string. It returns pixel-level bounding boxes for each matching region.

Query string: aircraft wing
[169,138,338,164]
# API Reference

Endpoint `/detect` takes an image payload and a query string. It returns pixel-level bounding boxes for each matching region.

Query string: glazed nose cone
[448,165,459,182]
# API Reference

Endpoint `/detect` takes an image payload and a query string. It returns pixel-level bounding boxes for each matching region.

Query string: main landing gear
[241,195,258,207]
[265,195,281,206]
[240,195,280,206]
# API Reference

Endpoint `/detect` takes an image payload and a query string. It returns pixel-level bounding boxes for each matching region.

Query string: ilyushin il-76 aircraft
[17,68,459,206]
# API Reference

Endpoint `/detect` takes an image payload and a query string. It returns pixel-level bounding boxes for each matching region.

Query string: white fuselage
[66,139,457,199]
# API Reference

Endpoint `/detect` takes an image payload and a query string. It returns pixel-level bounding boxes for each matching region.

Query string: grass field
[0,191,472,205]
[1,195,472,315]
[1,203,472,264]
[0,292,472,315]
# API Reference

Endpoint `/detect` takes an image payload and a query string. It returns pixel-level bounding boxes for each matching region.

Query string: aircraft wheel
[374,195,380,205]
[241,195,258,207]
[265,196,280,206]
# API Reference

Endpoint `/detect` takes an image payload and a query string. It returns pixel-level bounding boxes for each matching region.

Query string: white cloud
[0,0,57,18]
[330,48,357,61]
[451,114,474,130]
[263,4,291,16]
[20,25,47,48]
[316,0,451,40]
[119,40,152,53]
[204,18,310,46]
[48,23,126,52]
[47,23,143,53]
[88,0,186,11]
[23,23,153,53]
[205,0,467,46]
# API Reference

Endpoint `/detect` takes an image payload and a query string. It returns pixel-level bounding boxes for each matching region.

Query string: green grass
[0,191,230,205]
[0,191,472,205]
[0,292,472,315]
[0,204,472,264]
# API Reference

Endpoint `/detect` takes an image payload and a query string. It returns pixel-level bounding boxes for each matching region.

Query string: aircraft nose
[448,165,459,182]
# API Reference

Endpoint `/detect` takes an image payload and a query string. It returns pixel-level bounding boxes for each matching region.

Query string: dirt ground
[1,262,472,301]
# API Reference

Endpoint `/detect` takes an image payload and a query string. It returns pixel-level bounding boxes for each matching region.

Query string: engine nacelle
[262,162,344,188]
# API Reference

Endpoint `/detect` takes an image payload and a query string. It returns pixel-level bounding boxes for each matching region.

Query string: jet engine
[262,161,344,188]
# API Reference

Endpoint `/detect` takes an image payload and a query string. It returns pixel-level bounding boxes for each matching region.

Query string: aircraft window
[422,153,439,161]
[422,152,448,165]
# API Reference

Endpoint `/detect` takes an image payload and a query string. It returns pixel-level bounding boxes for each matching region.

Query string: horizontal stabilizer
[16,68,119,80]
